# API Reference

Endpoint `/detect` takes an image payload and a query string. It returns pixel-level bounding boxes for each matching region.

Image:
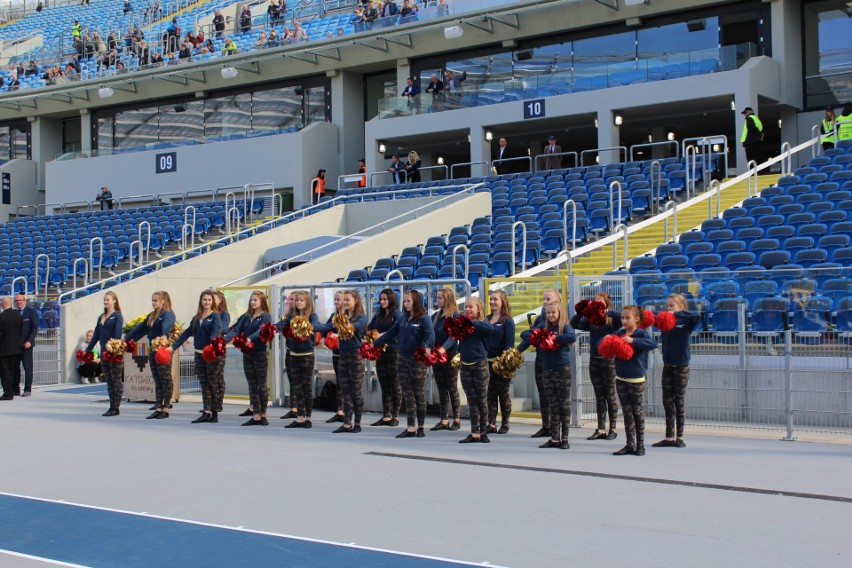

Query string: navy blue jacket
[457,320,492,364]
[220,311,231,332]
[518,322,576,370]
[432,311,459,352]
[277,313,321,354]
[660,311,700,366]
[20,306,39,346]
[315,312,367,354]
[125,310,176,342]
[570,310,622,358]
[486,316,515,358]
[172,312,222,350]
[374,313,435,357]
[368,310,403,350]
[225,312,272,353]
[87,311,124,353]
[612,328,658,379]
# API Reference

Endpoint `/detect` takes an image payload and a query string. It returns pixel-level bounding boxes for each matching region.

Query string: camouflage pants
[534,356,550,428]
[487,366,512,426]
[338,351,365,425]
[376,349,402,419]
[432,355,460,421]
[288,352,316,418]
[590,357,619,431]
[460,360,489,435]
[662,365,690,438]
[398,354,428,428]
[285,350,294,407]
[543,366,572,441]
[331,352,343,412]
[101,360,124,409]
[148,353,173,408]
[211,354,226,412]
[243,350,269,415]
[616,380,645,449]
[194,353,216,412]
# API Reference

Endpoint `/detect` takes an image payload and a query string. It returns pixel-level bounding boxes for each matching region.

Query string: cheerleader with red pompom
[608,306,658,457]
[366,289,403,428]
[276,290,321,429]
[210,290,231,416]
[518,301,576,449]
[429,287,462,432]
[652,293,701,449]
[86,292,124,416]
[170,290,223,424]
[521,289,562,439]
[455,297,494,444]
[373,289,435,439]
[570,292,622,442]
[124,291,176,420]
[224,290,273,426]
[322,290,346,423]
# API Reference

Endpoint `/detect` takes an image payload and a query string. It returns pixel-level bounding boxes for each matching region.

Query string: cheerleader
[374,289,435,438]
[529,289,562,438]
[652,293,700,448]
[170,290,222,423]
[457,298,493,443]
[518,301,576,449]
[430,286,461,431]
[570,292,621,441]
[281,291,299,420]
[368,288,403,427]
[486,290,515,434]
[277,290,320,428]
[315,289,367,433]
[610,305,658,456]
[125,291,176,419]
[212,290,230,414]
[324,290,346,423]
[224,290,273,426]
[86,292,124,416]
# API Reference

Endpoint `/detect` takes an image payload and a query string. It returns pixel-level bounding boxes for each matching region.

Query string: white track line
[0,549,90,567]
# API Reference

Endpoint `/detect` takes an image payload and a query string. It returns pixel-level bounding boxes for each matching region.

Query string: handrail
[272,193,283,217]
[493,155,533,174]
[224,192,236,222]
[555,249,573,279]
[186,189,217,202]
[450,160,489,179]
[511,220,527,276]
[37,202,62,216]
[89,237,103,282]
[11,276,28,296]
[629,140,680,162]
[612,224,628,270]
[649,160,662,216]
[452,244,469,282]
[533,150,578,170]
[418,164,450,181]
[128,240,143,271]
[138,221,151,265]
[811,125,823,158]
[699,137,711,188]
[369,169,408,187]
[156,192,187,205]
[15,205,37,217]
[72,258,89,291]
[663,201,678,242]
[254,182,276,220]
[183,206,197,250]
[708,179,721,218]
[684,144,697,199]
[62,200,94,212]
[385,269,405,281]
[116,194,158,209]
[34,253,49,299]
[580,146,627,167]
[608,180,624,231]
[780,142,792,175]
[226,206,240,236]
[746,160,759,197]
[682,135,728,181]
[563,199,578,251]
[243,184,254,223]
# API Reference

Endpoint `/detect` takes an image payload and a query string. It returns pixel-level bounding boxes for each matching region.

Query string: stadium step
[569,175,781,275]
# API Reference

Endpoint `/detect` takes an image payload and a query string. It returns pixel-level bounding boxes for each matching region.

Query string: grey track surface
[2,385,851,568]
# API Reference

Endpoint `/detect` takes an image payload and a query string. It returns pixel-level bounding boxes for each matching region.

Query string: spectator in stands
[400,0,416,19]
[150,49,164,66]
[351,6,366,32]
[240,5,253,34]
[68,54,81,73]
[178,43,193,62]
[336,27,345,36]
[116,61,127,74]
[36,1,43,13]
[65,63,79,81]
[24,61,39,77]
[740,106,764,166]
[401,76,419,107]
[154,1,163,20]
[71,19,83,44]
[292,20,307,40]
[493,136,514,175]
[837,103,852,143]
[133,25,145,43]
[96,186,114,210]
[213,10,226,37]
[255,30,268,48]
[92,31,106,55]
[311,169,326,204]
[444,69,465,107]
[357,159,367,187]
[78,330,102,384]
[222,37,239,56]
[436,0,449,16]
[166,18,181,52]
[123,0,134,15]
[107,32,119,52]
[14,294,38,398]
[405,151,422,182]
[138,42,151,65]
[267,29,280,47]
[388,154,405,183]
[425,73,443,110]
[13,62,24,77]
[267,1,280,27]
[363,1,379,27]
[543,135,562,170]
[0,76,5,89]
[7,73,20,91]
[278,0,287,20]
[381,0,399,17]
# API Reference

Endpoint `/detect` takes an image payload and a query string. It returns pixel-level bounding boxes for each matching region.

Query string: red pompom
[210,336,227,357]
[282,325,295,339]
[597,334,621,359]
[432,350,448,365]
[445,315,475,340]
[413,346,436,366]
[529,328,558,351]
[154,346,172,365]
[232,333,254,353]
[201,344,217,363]
[614,339,635,361]
[574,299,590,317]
[102,351,123,364]
[314,332,323,346]
[639,310,655,329]
[259,323,277,344]
[587,300,608,326]
[75,350,94,363]
[124,339,137,354]
[359,343,383,361]
[654,311,675,331]
[324,332,339,350]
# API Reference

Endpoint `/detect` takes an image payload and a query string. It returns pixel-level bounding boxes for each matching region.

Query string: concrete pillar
[80,109,92,154]
[596,109,620,166]
[330,70,364,196]
[469,125,491,178]
[29,116,62,193]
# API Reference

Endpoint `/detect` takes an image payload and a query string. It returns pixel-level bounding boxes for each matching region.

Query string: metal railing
[663,201,677,242]
[608,180,624,231]
[629,140,680,162]
[493,155,532,174]
[780,141,793,175]
[451,244,469,283]
[648,160,662,215]
[707,179,721,218]
[510,220,527,276]
[746,160,759,197]
[580,146,627,166]
[611,223,628,270]
[34,253,49,299]
[449,160,489,179]
[532,150,577,171]
[563,199,578,251]
[71,257,89,290]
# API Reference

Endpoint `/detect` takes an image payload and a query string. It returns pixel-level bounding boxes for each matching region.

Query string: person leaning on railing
[820,106,836,151]
[839,103,852,142]
[221,37,239,56]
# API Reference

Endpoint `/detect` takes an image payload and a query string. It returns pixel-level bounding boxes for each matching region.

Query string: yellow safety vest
[72,23,82,38]
[839,116,852,141]
[740,114,763,143]
[821,118,835,144]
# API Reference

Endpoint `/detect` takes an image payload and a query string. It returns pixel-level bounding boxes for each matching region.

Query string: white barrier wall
[0,159,39,223]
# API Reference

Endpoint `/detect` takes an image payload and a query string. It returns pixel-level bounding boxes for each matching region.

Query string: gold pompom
[491,348,524,379]
[151,335,170,350]
[106,338,126,356]
[290,316,314,341]
[451,353,461,371]
[364,329,379,344]
[332,313,355,340]
[168,324,183,344]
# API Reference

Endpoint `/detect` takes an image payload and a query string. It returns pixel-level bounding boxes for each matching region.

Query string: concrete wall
[0,159,39,223]
[44,122,339,211]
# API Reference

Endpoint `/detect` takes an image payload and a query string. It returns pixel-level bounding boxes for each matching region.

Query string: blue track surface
[0,494,480,567]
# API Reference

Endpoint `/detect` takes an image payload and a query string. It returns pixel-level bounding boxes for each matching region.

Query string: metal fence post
[782,329,796,441]
[571,342,581,428]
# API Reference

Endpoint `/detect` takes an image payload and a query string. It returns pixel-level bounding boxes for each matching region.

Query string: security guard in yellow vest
[838,103,852,143]
[740,107,763,165]
[72,20,82,40]
[820,106,836,150]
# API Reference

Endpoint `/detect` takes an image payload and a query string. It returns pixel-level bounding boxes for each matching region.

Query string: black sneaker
[239,408,253,417]
[242,418,261,426]
[396,429,416,438]
[389,418,399,427]
[497,425,509,434]
[260,417,269,426]
[531,427,550,438]
[587,431,605,440]
[448,422,461,431]
[416,427,425,438]
[303,420,312,429]
[459,435,479,444]
[326,414,344,423]
[606,430,618,440]
[485,425,497,434]
[352,424,362,433]
[539,439,559,448]
[652,439,675,447]
[613,445,635,456]
[146,411,161,419]
[675,439,686,448]
[430,422,449,431]
[210,412,218,423]
[479,434,491,443]
[102,408,119,417]
[634,445,646,456]
[281,410,298,419]
[192,414,211,423]
[333,425,351,433]
[284,421,304,429]
[559,440,570,450]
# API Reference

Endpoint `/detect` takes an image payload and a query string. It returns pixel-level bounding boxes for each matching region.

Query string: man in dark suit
[493,137,514,175]
[0,297,23,400]
[14,294,39,396]
[543,135,563,170]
